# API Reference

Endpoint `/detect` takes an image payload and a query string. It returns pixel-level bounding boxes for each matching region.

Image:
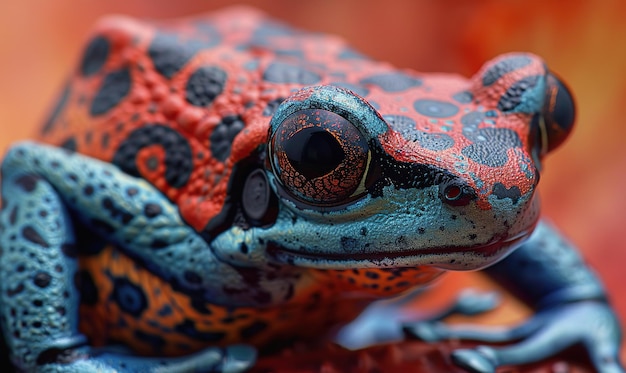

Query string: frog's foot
[404,301,624,373]
[423,289,501,322]
[37,344,256,373]
[336,289,499,349]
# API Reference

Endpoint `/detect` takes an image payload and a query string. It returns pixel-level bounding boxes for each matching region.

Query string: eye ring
[269,109,370,206]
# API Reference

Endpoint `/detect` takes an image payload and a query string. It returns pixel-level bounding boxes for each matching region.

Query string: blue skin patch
[269,85,389,139]
[213,180,535,271]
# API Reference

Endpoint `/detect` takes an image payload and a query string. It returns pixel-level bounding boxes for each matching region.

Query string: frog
[0,5,623,373]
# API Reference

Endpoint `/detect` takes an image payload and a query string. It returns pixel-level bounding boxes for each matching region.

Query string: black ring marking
[112,125,193,188]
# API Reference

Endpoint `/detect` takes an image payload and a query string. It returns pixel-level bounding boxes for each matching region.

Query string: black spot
[148,32,219,79]
[143,203,162,218]
[384,115,453,151]
[396,281,410,288]
[497,75,540,112]
[452,91,473,104]
[74,270,98,305]
[112,125,193,188]
[329,82,370,97]
[360,73,422,92]
[90,68,132,116]
[41,84,70,135]
[14,174,40,192]
[492,182,522,204]
[462,128,522,167]
[185,66,227,107]
[83,185,94,196]
[33,272,52,288]
[60,137,77,152]
[22,226,49,248]
[81,36,110,76]
[8,206,18,226]
[32,299,43,307]
[240,321,268,339]
[175,319,225,342]
[414,99,459,118]
[483,55,532,86]
[240,243,249,254]
[157,304,173,316]
[263,97,285,116]
[150,239,169,250]
[365,271,379,280]
[111,277,148,317]
[263,62,321,84]
[210,115,245,162]
[134,330,166,350]
[101,133,110,149]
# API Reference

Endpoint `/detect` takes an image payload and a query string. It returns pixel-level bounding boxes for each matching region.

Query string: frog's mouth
[266,232,529,271]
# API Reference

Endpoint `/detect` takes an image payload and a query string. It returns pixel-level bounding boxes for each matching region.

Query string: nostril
[444,185,462,200]
[439,181,475,206]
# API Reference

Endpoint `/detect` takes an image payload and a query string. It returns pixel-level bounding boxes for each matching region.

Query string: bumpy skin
[0,6,622,373]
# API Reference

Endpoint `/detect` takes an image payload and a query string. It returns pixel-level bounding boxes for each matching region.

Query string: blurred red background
[0,0,624,367]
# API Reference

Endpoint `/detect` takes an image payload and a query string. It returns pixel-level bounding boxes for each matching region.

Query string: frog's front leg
[0,142,255,372]
[405,221,624,373]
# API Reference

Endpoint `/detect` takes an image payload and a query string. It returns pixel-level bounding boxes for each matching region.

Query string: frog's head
[220,53,575,271]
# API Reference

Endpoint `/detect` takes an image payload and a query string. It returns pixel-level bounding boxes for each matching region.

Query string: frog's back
[36,6,393,233]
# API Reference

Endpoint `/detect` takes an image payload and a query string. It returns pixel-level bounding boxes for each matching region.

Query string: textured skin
[0,6,622,373]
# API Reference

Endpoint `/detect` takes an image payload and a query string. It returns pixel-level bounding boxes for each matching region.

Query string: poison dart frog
[0,6,623,373]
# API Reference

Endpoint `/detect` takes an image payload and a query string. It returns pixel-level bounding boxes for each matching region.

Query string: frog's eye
[534,72,576,156]
[269,109,369,205]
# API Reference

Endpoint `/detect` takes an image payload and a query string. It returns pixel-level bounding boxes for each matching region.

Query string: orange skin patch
[78,246,441,355]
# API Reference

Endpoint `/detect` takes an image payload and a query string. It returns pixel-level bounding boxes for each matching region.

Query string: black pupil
[283,127,345,179]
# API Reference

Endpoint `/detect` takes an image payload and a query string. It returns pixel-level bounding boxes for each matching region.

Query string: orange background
[0,0,624,364]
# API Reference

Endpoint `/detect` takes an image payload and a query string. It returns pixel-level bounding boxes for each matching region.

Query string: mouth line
[267,233,529,265]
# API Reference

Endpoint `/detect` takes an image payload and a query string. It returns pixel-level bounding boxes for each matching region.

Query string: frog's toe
[451,347,497,373]
[451,290,500,317]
